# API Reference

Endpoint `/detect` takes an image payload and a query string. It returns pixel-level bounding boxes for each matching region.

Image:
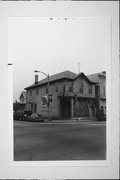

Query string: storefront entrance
[60,97,71,118]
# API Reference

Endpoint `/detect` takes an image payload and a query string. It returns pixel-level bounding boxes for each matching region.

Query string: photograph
[0,1,119,179]
[8,17,107,161]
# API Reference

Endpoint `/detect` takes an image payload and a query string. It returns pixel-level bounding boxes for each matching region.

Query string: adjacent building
[19,91,26,104]
[13,91,26,112]
[87,71,106,115]
[24,70,105,119]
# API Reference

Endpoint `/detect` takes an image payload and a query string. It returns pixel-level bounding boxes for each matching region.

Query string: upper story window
[79,83,83,93]
[63,85,66,93]
[55,83,58,92]
[103,86,105,96]
[30,90,32,96]
[36,89,39,95]
[46,86,48,94]
[69,83,73,92]
[88,85,92,94]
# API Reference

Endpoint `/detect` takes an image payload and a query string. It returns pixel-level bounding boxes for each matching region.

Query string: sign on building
[41,96,48,107]
[41,95,52,108]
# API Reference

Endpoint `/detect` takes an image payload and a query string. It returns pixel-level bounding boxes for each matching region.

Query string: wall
[26,79,73,118]
[99,75,106,99]
[26,76,96,118]
[73,76,95,98]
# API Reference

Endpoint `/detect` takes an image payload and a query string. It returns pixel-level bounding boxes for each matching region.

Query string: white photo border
[0,1,119,179]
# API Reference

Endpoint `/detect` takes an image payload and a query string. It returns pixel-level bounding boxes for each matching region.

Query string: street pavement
[14,120,106,161]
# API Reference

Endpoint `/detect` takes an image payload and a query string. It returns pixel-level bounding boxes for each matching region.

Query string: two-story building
[25,70,98,119]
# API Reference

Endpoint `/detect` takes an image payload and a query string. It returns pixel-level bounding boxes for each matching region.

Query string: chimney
[35,74,38,84]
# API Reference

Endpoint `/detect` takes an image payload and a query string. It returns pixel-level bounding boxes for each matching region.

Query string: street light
[34,70,50,122]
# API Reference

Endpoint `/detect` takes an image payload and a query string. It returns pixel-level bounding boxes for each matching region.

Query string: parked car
[24,110,32,121]
[96,109,106,121]
[27,113,45,122]
[14,110,32,121]
[14,110,24,120]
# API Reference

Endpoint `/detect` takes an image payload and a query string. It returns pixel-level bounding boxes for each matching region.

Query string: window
[69,83,73,92]
[103,86,105,96]
[88,85,92,94]
[46,86,48,94]
[30,90,32,96]
[80,83,83,93]
[63,85,66,93]
[31,103,33,112]
[34,103,37,113]
[36,89,39,95]
[55,83,58,92]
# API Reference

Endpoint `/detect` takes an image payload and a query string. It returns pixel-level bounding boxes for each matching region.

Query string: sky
[8,17,109,102]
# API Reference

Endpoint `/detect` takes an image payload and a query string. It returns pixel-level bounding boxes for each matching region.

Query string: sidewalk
[42,118,106,125]
[14,118,106,126]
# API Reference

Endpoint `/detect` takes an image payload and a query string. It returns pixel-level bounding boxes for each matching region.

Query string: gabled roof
[25,70,97,90]
[87,71,106,83]
[25,70,76,90]
[74,73,97,85]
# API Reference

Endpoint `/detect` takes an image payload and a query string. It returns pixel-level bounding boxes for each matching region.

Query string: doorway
[60,97,71,118]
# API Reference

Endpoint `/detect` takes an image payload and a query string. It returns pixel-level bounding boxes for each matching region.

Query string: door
[60,97,71,118]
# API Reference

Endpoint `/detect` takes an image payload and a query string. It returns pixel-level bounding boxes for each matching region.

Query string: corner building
[25,70,104,119]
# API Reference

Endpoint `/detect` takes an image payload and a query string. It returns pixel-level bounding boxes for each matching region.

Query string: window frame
[30,90,32,96]
[88,85,92,94]
[36,89,39,95]
[55,83,58,92]
[69,83,73,92]
[79,83,83,93]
